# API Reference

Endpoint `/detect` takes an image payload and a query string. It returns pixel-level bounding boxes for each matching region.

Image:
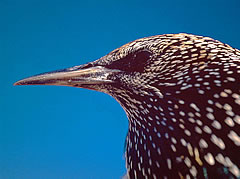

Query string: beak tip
[14,81,22,86]
[14,79,28,86]
[14,81,19,86]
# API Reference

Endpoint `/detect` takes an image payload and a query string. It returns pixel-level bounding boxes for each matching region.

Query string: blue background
[1,0,240,178]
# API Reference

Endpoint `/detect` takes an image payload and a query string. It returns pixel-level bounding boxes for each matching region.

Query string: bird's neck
[121,91,193,176]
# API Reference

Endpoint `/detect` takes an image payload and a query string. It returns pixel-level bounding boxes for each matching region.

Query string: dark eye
[107,50,152,72]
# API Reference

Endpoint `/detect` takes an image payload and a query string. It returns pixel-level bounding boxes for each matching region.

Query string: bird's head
[14,33,236,116]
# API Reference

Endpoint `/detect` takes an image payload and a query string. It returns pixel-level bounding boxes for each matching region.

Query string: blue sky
[1,0,240,178]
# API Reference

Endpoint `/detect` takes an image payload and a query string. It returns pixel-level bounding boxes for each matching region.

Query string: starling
[15,33,240,179]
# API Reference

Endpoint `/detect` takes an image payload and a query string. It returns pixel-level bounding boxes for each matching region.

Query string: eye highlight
[107,50,152,72]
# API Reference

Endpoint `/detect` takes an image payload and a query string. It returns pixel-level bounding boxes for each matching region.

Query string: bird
[14,33,240,179]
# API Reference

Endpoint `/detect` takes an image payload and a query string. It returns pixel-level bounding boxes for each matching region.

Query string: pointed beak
[14,65,121,88]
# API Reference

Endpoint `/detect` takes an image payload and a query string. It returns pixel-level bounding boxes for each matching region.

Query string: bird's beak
[14,65,120,88]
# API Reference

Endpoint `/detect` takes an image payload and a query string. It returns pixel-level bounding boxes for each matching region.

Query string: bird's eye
[107,50,152,72]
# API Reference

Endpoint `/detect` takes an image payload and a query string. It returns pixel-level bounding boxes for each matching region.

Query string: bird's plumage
[15,33,240,178]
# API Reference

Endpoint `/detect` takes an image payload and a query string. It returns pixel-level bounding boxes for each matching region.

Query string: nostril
[67,63,94,71]
[80,63,94,69]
